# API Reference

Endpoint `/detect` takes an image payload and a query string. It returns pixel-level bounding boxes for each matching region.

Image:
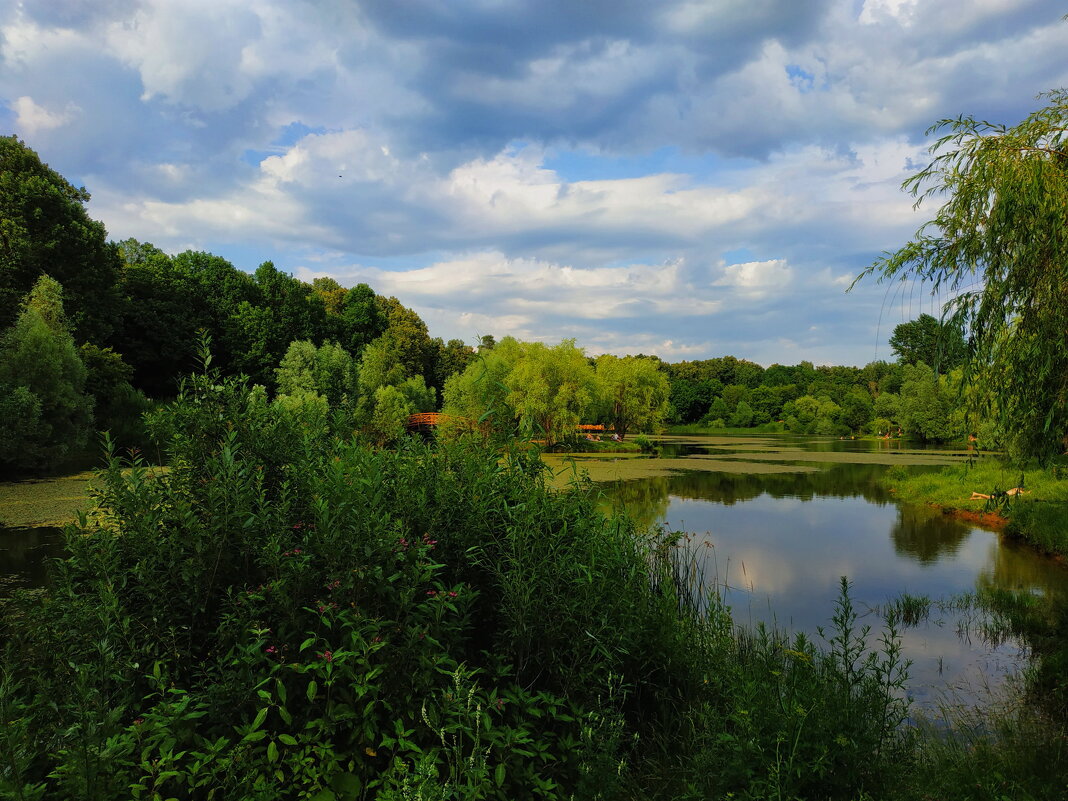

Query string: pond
[0,524,64,596]
[547,435,1068,714]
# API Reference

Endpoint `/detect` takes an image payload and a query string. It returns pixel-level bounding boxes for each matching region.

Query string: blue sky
[3,0,1066,365]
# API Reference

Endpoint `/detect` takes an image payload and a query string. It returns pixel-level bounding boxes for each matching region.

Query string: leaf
[278,734,298,746]
[306,680,318,702]
[495,763,506,788]
[267,740,278,763]
[251,707,268,730]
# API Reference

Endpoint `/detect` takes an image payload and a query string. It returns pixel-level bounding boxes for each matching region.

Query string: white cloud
[11,95,79,133]
[3,0,1065,363]
[716,259,793,297]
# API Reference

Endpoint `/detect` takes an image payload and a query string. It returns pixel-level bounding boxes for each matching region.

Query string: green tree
[113,241,203,396]
[594,355,670,439]
[377,295,434,380]
[0,276,93,471]
[861,89,1068,461]
[338,282,387,357]
[276,340,356,409]
[441,337,524,441]
[79,343,150,446]
[0,137,122,344]
[897,363,956,442]
[507,339,597,446]
[728,400,755,428]
[889,314,967,373]
[431,337,475,399]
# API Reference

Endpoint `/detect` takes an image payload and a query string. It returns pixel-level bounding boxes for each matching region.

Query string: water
[600,435,1067,712]
[0,525,65,596]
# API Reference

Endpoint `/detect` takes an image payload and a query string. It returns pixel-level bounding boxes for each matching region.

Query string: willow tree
[594,355,670,439]
[860,89,1068,462]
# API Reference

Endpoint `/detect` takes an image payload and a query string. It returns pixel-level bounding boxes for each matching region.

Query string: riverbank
[883,460,1068,557]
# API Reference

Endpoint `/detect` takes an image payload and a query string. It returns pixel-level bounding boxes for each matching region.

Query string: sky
[2,0,1066,366]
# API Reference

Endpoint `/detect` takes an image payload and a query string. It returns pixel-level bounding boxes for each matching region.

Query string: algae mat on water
[542,454,820,486]
[543,436,967,486]
[0,466,168,528]
[0,472,98,528]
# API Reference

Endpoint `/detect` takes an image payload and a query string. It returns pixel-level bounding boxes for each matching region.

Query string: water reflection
[889,505,972,564]
[0,526,64,596]
[598,444,1067,710]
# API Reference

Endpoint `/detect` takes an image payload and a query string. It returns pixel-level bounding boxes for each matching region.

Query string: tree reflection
[888,505,971,564]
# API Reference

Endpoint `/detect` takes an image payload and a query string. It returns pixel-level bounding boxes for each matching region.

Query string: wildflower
[134,717,145,726]
[319,650,333,662]
[266,646,278,655]
[447,591,458,598]
[426,590,437,596]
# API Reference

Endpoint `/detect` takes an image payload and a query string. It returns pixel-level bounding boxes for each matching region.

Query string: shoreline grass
[882,459,1068,557]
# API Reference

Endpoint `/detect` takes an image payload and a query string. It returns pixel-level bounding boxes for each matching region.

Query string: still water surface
[594,435,1067,712]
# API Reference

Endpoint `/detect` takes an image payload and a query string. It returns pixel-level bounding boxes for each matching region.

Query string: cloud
[1,0,1065,364]
[11,95,79,134]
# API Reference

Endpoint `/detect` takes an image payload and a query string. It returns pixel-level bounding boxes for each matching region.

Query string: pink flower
[319,650,333,662]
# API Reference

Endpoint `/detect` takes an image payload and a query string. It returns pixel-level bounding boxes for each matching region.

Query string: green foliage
[897,364,958,442]
[889,314,967,373]
[862,90,1068,462]
[0,368,921,800]
[506,339,597,446]
[276,340,356,409]
[79,343,151,447]
[0,276,93,472]
[441,338,523,443]
[594,355,670,439]
[0,136,122,345]
[728,400,755,428]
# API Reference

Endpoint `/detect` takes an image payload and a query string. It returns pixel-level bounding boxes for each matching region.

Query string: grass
[883,459,1068,556]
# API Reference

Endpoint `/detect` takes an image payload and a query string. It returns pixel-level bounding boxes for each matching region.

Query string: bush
[0,367,917,800]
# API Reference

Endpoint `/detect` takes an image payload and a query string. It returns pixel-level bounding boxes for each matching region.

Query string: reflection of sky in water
[606,470,1068,713]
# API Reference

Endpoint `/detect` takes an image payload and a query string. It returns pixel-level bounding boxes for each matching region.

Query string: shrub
[0,366,916,800]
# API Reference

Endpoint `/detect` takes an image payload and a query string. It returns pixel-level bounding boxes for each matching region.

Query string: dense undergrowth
[0,367,1064,799]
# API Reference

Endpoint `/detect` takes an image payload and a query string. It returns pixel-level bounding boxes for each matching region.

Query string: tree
[0,137,122,345]
[506,339,597,446]
[441,337,523,442]
[79,343,150,446]
[594,355,670,439]
[338,283,387,357]
[897,364,956,442]
[889,314,967,373]
[0,276,93,471]
[861,90,1068,461]
[430,337,475,400]
[276,340,356,409]
[728,400,755,428]
[113,242,204,396]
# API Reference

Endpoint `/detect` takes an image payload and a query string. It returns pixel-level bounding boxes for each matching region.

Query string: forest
[0,135,980,478]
